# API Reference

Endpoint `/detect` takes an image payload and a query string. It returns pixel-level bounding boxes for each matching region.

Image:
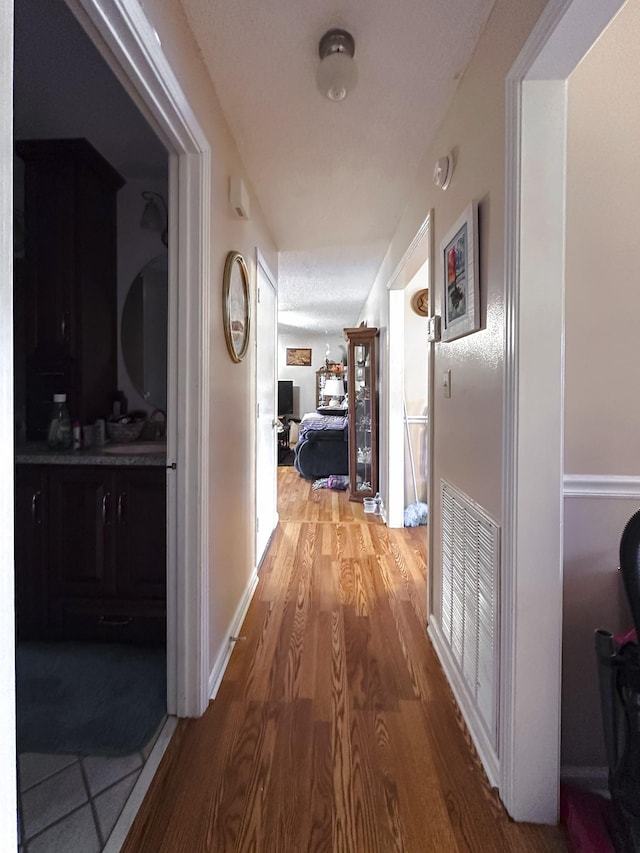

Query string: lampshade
[317,29,357,102]
[323,377,345,399]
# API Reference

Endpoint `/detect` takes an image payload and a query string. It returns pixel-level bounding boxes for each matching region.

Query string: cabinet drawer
[50,597,166,646]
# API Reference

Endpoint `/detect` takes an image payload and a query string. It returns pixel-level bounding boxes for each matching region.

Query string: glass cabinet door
[353,343,373,495]
[345,326,378,502]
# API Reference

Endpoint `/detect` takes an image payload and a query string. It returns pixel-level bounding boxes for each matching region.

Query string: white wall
[139,0,278,681]
[364,0,547,584]
[278,332,346,417]
[562,0,640,769]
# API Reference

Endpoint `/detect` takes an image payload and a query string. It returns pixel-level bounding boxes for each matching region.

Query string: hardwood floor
[123,468,567,852]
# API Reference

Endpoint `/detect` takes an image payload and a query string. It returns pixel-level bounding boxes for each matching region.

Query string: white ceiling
[181,0,496,333]
[14,0,495,336]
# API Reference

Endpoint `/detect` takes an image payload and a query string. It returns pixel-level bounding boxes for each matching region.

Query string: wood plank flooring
[122,468,567,852]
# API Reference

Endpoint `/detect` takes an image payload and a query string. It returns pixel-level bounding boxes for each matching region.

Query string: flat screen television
[278,380,294,417]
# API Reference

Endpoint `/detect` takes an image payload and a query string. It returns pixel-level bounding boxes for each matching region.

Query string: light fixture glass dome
[316,29,357,102]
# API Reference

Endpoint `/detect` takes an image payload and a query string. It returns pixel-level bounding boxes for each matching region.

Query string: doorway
[12,1,171,844]
[500,0,627,822]
[255,250,278,565]
[5,0,212,846]
[386,212,433,618]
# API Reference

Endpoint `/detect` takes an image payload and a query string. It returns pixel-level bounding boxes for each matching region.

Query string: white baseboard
[428,619,500,789]
[208,570,259,701]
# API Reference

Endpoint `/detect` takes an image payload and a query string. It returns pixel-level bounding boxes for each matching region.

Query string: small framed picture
[286,347,312,366]
[440,201,480,342]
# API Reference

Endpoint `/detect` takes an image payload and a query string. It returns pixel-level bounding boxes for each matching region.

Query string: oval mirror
[121,254,168,409]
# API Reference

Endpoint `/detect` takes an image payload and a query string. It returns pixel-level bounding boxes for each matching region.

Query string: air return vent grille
[440,479,500,745]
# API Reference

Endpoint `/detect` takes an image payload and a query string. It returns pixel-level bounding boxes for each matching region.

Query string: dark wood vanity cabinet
[15,464,166,645]
[15,139,125,439]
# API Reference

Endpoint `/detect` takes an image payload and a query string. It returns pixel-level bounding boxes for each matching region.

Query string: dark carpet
[16,642,166,756]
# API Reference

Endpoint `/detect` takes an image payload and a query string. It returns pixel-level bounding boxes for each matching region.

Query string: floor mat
[16,642,166,756]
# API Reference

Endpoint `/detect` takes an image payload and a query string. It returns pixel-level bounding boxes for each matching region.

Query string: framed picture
[222,251,251,363]
[440,201,480,342]
[286,347,312,367]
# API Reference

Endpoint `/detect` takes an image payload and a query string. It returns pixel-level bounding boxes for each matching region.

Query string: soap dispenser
[47,394,72,450]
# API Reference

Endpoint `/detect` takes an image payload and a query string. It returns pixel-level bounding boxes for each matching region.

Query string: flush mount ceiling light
[317,28,357,102]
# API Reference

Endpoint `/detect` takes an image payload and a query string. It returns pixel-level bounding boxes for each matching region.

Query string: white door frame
[386,212,433,531]
[501,0,625,822]
[66,0,212,717]
[255,249,278,567]
[0,1,17,848]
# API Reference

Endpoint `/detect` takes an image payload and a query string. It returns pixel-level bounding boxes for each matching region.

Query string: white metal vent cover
[440,479,500,747]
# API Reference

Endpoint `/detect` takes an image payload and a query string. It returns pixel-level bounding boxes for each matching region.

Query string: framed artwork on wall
[286,347,312,366]
[440,201,480,342]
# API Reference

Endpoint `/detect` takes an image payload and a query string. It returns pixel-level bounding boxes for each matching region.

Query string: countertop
[15,441,168,467]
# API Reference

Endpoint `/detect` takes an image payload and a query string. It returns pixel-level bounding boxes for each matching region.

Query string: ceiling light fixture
[317,28,357,102]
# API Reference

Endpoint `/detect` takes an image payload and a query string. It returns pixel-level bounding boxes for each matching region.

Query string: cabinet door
[15,466,48,640]
[115,468,166,600]
[345,327,379,501]
[21,156,76,356]
[48,467,116,599]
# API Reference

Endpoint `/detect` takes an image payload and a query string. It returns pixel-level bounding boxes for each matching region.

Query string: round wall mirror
[121,254,168,409]
[222,251,250,362]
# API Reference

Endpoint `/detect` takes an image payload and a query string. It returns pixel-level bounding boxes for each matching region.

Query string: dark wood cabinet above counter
[15,138,125,439]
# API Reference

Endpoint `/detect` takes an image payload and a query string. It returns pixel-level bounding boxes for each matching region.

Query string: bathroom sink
[103,442,166,455]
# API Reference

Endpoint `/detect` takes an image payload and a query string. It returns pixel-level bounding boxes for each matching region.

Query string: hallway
[122,468,567,851]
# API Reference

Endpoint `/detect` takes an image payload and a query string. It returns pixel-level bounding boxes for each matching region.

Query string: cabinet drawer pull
[117,492,126,524]
[61,311,70,343]
[98,615,133,627]
[102,492,111,525]
[31,490,41,524]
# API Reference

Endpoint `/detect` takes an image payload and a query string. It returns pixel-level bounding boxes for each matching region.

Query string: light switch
[443,369,451,398]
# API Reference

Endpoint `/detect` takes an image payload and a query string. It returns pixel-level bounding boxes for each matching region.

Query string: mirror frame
[121,253,168,408]
[222,251,251,363]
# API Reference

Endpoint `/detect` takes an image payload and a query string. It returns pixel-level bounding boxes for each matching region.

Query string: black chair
[595,509,640,852]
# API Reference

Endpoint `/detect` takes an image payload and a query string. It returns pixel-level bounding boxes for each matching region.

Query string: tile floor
[17,722,164,853]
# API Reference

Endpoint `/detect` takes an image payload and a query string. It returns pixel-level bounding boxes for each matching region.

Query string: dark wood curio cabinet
[344,325,379,502]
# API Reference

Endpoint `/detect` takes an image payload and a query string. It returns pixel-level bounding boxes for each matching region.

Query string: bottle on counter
[47,394,72,450]
[72,421,81,451]
[94,418,106,446]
